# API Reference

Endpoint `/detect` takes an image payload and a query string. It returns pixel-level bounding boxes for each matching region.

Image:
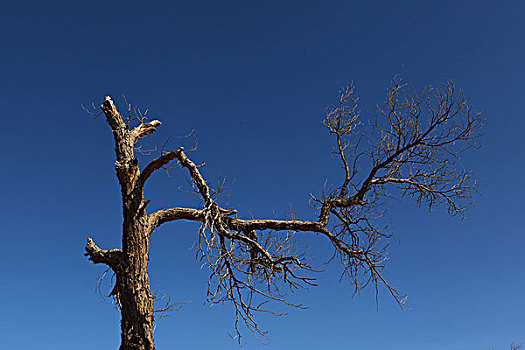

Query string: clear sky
[1,1,524,349]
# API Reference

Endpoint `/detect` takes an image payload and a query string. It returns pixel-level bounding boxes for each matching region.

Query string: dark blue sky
[2,1,524,349]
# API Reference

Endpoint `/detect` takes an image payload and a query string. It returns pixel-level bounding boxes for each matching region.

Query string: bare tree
[84,75,482,349]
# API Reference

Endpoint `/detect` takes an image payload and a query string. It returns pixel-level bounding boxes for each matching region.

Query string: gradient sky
[1,1,524,349]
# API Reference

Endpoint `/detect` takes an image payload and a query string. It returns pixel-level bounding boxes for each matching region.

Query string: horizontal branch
[147,205,361,260]
[148,204,330,235]
[148,207,205,229]
[223,217,327,234]
[84,238,123,270]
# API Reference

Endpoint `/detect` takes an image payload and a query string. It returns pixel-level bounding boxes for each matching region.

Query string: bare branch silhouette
[85,75,482,348]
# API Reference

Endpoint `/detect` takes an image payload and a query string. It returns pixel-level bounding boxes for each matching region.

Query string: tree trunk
[118,189,155,350]
[84,97,166,349]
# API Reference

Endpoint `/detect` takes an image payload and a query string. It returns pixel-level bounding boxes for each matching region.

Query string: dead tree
[85,75,482,349]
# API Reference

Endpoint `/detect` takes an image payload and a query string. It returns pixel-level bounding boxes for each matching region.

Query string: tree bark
[118,193,155,350]
[87,97,158,350]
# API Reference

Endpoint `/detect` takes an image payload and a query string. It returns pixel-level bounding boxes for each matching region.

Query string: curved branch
[140,148,183,186]
[139,147,214,203]
[148,207,205,229]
